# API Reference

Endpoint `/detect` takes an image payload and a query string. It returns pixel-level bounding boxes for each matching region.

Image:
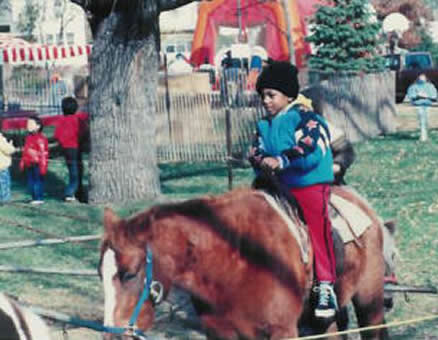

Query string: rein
[102,246,154,339]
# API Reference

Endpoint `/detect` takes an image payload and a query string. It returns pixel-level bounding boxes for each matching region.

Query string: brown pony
[100,187,391,340]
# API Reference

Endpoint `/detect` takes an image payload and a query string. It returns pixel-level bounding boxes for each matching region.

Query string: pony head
[382,220,398,279]
[99,207,156,339]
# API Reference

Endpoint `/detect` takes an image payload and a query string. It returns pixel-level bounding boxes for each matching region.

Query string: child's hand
[248,146,257,157]
[248,147,263,165]
[261,157,280,170]
[19,160,24,172]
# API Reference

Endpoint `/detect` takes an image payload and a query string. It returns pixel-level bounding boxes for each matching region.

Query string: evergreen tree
[306,0,385,72]
[412,30,438,67]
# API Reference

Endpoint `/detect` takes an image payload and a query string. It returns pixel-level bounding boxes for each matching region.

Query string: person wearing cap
[249,61,337,318]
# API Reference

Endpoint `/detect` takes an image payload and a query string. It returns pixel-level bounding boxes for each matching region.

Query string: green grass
[1,129,438,338]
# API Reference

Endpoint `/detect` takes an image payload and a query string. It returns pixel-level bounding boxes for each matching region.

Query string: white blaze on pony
[102,248,118,327]
[0,292,51,340]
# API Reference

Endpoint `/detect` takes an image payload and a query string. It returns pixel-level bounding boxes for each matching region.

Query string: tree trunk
[88,13,160,203]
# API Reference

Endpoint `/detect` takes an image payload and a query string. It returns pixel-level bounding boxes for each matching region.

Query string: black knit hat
[256,61,299,99]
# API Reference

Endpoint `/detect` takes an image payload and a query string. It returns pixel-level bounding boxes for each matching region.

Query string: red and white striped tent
[0,35,92,65]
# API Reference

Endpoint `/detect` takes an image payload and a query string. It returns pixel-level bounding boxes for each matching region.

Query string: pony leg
[334,306,349,340]
[352,293,387,340]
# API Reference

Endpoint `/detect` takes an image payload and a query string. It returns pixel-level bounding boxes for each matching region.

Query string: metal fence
[1,68,397,163]
[1,63,87,116]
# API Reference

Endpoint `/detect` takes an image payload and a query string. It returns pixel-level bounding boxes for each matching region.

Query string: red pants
[291,184,336,283]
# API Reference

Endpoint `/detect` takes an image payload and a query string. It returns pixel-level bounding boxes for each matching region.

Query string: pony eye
[119,271,137,283]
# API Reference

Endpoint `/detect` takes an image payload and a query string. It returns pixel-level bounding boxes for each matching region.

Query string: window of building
[0,25,10,33]
[46,34,54,45]
[56,33,64,45]
[166,45,175,53]
[66,32,75,45]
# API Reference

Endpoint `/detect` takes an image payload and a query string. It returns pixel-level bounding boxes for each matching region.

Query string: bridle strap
[129,246,154,327]
[102,246,153,339]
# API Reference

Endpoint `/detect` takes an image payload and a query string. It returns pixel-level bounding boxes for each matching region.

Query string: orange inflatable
[190,0,324,68]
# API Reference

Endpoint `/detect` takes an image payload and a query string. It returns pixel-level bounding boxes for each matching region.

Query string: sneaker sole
[315,309,336,318]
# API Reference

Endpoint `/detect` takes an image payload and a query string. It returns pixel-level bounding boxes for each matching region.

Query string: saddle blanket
[330,193,372,243]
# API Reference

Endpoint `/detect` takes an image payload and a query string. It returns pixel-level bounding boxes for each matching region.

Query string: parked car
[384,51,438,103]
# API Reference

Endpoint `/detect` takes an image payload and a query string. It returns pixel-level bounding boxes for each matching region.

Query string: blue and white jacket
[407,80,438,106]
[252,104,334,188]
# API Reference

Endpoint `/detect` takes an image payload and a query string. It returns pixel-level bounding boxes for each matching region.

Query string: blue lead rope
[129,247,154,328]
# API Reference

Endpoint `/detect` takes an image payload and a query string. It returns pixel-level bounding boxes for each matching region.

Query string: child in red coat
[19,116,49,204]
[54,97,87,202]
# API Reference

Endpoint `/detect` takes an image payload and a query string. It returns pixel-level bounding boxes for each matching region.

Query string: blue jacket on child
[253,104,334,188]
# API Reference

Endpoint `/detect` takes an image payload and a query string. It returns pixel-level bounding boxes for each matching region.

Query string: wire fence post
[225,107,233,191]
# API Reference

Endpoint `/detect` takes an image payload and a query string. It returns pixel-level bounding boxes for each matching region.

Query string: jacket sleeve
[0,135,15,155]
[39,138,49,176]
[428,83,438,101]
[407,84,418,102]
[279,147,323,172]
[277,115,328,173]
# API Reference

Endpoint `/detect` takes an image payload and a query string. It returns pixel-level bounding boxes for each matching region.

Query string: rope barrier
[23,300,438,339]
[0,215,99,250]
[285,314,438,340]
[0,234,100,250]
[7,201,100,225]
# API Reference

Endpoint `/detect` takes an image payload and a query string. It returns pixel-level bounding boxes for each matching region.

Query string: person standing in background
[54,97,86,202]
[407,73,437,142]
[19,117,49,204]
[0,130,16,202]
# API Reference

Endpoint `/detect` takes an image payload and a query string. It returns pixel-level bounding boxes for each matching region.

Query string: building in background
[160,2,198,65]
[0,0,12,33]
[9,0,88,47]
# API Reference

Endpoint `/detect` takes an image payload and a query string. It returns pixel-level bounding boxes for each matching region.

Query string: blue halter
[101,246,154,339]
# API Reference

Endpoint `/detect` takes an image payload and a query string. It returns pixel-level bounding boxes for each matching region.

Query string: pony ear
[384,220,397,235]
[103,207,121,233]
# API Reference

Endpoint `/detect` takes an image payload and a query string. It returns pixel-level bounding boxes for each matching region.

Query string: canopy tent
[190,0,325,68]
[1,44,92,65]
[0,35,92,65]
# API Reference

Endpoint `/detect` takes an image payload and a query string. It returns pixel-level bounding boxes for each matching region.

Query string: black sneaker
[315,282,338,318]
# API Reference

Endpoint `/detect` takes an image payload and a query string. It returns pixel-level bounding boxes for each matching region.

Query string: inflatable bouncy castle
[190,0,325,68]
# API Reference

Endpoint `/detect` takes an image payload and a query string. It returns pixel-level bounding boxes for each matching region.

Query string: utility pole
[282,0,296,65]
